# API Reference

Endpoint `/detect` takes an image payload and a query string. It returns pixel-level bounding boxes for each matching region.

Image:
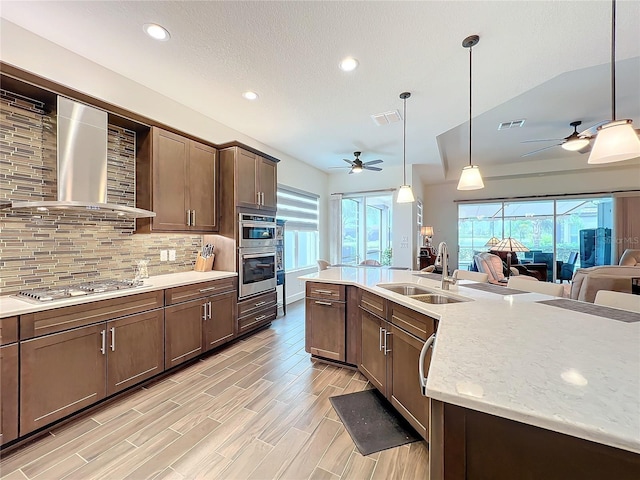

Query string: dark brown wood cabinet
[203,290,236,352]
[165,278,238,368]
[1,342,19,445]
[106,309,164,395]
[137,127,218,233]
[220,146,277,212]
[360,308,389,395]
[20,323,107,435]
[305,282,346,362]
[237,290,277,336]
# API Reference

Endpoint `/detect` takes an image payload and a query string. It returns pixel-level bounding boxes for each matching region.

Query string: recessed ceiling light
[242,91,259,101]
[339,57,359,72]
[143,23,171,41]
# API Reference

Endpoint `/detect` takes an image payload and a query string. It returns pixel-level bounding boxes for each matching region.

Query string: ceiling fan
[521,120,609,158]
[329,151,383,174]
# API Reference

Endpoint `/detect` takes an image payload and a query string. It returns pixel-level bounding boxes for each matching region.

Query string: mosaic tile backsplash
[0,90,202,295]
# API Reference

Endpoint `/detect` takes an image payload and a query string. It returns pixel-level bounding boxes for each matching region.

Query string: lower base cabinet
[360,309,389,395]
[237,290,277,336]
[204,290,236,352]
[165,299,205,369]
[1,343,19,445]
[20,309,165,436]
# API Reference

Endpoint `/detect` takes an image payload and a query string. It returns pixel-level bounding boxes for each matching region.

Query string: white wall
[1,19,331,305]
[422,163,640,268]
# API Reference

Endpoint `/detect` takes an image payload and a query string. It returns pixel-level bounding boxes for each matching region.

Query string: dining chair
[317,259,330,271]
[453,269,488,282]
[594,290,640,313]
[507,276,565,296]
[360,259,381,266]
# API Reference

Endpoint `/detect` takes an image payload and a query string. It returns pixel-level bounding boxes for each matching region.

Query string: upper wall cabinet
[136,127,218,233]
[221,146,277,212]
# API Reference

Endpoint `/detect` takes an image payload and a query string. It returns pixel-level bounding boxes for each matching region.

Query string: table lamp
[491,237,530,277]
[485,237,500,248]
[421,226,434,247]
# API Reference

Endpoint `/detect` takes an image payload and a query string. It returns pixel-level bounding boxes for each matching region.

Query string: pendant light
[397,92,415,203]
[457,35,485,191]
[588,0,640,164]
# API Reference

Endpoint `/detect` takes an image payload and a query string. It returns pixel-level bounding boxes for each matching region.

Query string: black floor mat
[329,389,421,456]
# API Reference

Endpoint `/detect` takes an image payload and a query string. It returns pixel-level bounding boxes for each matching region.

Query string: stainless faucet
[435,241,457,290]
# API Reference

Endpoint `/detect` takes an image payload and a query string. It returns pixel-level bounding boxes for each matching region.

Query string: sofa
[569,249,640,303]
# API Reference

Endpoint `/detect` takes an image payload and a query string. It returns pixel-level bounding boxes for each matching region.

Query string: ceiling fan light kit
[588,0,640,164]
[397,91,415,203]
[457,34,484,191]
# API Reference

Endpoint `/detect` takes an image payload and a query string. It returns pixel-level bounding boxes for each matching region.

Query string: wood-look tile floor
[0,300,429,480]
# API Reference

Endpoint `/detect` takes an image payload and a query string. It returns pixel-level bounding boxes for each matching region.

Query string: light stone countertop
[0,270,237,317]
[299,267,640,454]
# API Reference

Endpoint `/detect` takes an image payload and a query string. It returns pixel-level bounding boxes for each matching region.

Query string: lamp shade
[587,120,640,164]
[457,165,484,190]
[490,237,530,253]
[421,226,434,237]
[484,236,500,247]
[397,185,415,203]
[562,137,590,151]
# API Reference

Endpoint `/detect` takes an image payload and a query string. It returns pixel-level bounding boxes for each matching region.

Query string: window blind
[277,186,319,232]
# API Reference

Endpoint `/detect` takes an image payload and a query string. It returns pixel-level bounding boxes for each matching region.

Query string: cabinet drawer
[20,291,164,340]
[165,277,237,305]
[360,290,386,319]
[389,303,436,341]
[238,306,276,336]
[238,290,277,318]
[0,316,18,345]
[306,282,345,301]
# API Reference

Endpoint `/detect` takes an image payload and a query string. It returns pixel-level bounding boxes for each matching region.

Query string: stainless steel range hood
[1,96,155,219]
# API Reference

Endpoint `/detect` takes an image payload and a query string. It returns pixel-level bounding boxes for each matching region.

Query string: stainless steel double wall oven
[238,213,277,298]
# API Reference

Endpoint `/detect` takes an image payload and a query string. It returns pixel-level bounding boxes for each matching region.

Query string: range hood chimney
[1,96,155,218]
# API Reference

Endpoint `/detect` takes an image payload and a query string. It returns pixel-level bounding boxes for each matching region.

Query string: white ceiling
[2,1,639,184]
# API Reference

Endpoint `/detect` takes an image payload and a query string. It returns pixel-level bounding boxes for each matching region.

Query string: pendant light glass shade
[588,120,640,163]
[457,35,484,191]
[397,185,415,203]
[457,165,484,190]
[397,92,415,204]
[588,0,640,164]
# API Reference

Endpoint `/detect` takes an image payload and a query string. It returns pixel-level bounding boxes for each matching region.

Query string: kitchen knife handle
[208,301,212,320]
[186,209,191,226]
[100,329,106,355]
[110,327,115,351]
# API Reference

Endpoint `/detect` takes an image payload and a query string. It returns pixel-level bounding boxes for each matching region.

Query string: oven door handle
[241,222,275,228]
[241,252,276,260]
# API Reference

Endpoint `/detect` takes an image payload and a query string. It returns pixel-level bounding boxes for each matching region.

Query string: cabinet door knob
[110,327,115,351]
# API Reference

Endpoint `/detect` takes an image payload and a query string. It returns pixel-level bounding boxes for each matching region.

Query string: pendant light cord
[611,0,616,122]
[469,44,473,167]
[403,95,407,184]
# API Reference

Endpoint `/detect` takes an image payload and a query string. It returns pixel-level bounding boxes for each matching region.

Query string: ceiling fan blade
[577,143,592,154]
[348,168,354,175]
[363,159,383,166]
[578,120,610,137]
[343,159,354,165]
[329,166,350,169]
[520,138,564,144]
[521,144,562,157]
[363,166,383,171]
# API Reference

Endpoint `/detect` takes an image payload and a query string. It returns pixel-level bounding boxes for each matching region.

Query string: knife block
[194,252,215,272]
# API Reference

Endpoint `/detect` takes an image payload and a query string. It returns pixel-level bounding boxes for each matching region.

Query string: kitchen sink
[377,283,470,304]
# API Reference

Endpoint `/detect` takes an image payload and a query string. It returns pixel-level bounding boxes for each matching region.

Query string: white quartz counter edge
[0,271,237,317]
[299,269,640,455]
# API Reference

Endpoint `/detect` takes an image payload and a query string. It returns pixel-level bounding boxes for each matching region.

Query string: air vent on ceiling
[498,119,526,130]
[371,110,401,126]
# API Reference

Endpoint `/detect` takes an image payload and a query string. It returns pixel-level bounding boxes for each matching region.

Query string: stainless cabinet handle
[314,300,332,306]
[202,303,207,321]
[199,286,217,293]
[419,334,436,396]
[100,329,106,355]
[208,301,212,320]
[255,301,267,307]
[261,192,265,205]
[186,209,192,226]
[384,331,391,356]
[191,209,196,226]
[255,314,268,321]
[257,192,261,205]
[379,327,384,351]
[110,327,115,351]
[313,289,334,295]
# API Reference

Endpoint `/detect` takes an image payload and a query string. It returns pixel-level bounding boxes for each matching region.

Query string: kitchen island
[300,267,640,479]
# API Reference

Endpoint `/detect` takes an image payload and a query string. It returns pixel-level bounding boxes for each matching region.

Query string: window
[458,196,612,280]
[340,193,392,264]
[277,186,319,271]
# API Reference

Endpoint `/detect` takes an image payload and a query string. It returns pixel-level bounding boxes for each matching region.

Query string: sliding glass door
[341,194,392,265]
